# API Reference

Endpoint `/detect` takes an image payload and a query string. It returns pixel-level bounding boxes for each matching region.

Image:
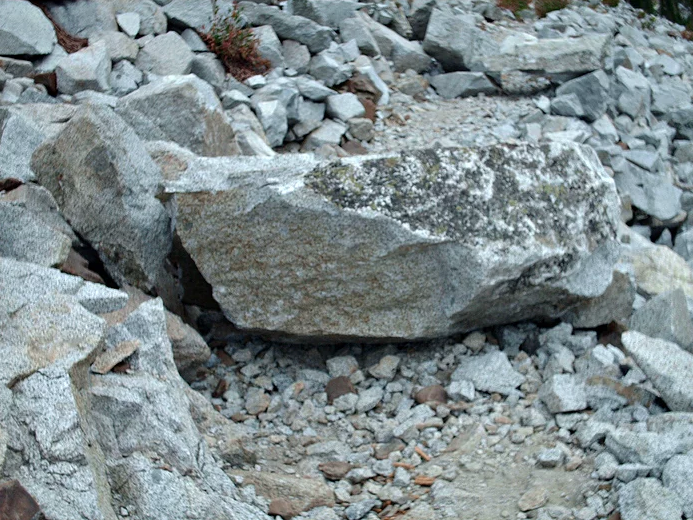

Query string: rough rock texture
[0,264,268,520]
[239,1,336,54]
[451,351,524,395]
[662,454,693,518]
[135,32,194,76]
[618,478,683,520]
[170,142,620,341]
[116,75,238,157]
[55,41,112,95]
[622,331,693,412]
[0,203,72,267]
[474,34,610,77]
[629,288,693,352]
[31,104,174,295]
[0,0,57,56]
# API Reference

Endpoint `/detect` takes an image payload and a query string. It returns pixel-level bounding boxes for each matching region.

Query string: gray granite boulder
[430,72,497,99]
[31,104,174,296]
[0,204,72,268]
[163,0,214,31]
[475,34,611,91]
[116,75,237,156]
[554,70,610,122]
[618,478,683,520]
[135,32,194,76]
[622,331,693,412]
[662,454,693,518]
[359,13,431,73]
[0,266,268,520]
[239,1,336,54]
[289,0,360,29]
[339,17,380,57]
[451,351,524,395]
[422,7,486,72]
[0,0,57,56]
[55,41,112,95]
[629,289,693,352]
[168,142,621,341]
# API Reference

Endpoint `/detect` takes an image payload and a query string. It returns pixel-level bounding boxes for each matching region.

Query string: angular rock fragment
[452,351,524,395]
[239,1,336,54]
[116,75,237,156]
[0,203,72,267]
[622,331,693,412]
[430,72,497,99]
[662,454,693,518]
[55,41,112,95]
[618,478,683,520]
[31,104,174,295]
[539,374,587,414]
[359,13,431,73]
[629,289,693,352]
[135,32,194,76]
[0,0,57,56]
[169,143,620,341]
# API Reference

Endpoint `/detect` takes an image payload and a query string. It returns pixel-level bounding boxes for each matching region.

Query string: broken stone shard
[170,142,620,341]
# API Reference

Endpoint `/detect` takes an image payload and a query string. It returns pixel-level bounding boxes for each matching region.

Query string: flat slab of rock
[169,143,620,341]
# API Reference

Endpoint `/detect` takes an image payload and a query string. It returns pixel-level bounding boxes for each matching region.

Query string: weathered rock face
[31,104,174,295]
[0,0,57,56]
[170,142,621,341]
[0,259,268,520]
[116,75,238,157]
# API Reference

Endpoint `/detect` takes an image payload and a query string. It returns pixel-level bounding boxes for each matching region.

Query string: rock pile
[2,0,693,518]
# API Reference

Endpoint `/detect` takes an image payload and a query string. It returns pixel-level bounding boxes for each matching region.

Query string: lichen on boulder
[170,142,621,342]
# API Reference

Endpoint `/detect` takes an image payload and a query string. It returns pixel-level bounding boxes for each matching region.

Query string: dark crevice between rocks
[73,240,118,288]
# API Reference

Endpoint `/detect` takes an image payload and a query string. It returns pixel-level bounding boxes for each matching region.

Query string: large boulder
[422,7,487,72]
[116,75,238,156]
[473,34,610,77]
[31,104,174,296]
[359,12,431,73]
[0,260,268,520]
[168,142,621,341]
[0,0,57,56]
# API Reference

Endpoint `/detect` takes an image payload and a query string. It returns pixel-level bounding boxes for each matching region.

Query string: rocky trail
[2,0,693,519]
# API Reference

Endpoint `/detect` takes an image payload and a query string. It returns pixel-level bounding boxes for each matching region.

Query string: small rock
[319,461,353,481]
[326,376,356,404]
[518,487,548,512]
[368,355,401,380]
[356,386,384,413]
[245,387,270,415]
[326,355,359,378]
[451,351,524,395]
[345,499,378,520]
[539,374,587,414]
[116,12,140,38]
[414,384,447,405]
[446,380,475,401]
[537,447,565,468]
